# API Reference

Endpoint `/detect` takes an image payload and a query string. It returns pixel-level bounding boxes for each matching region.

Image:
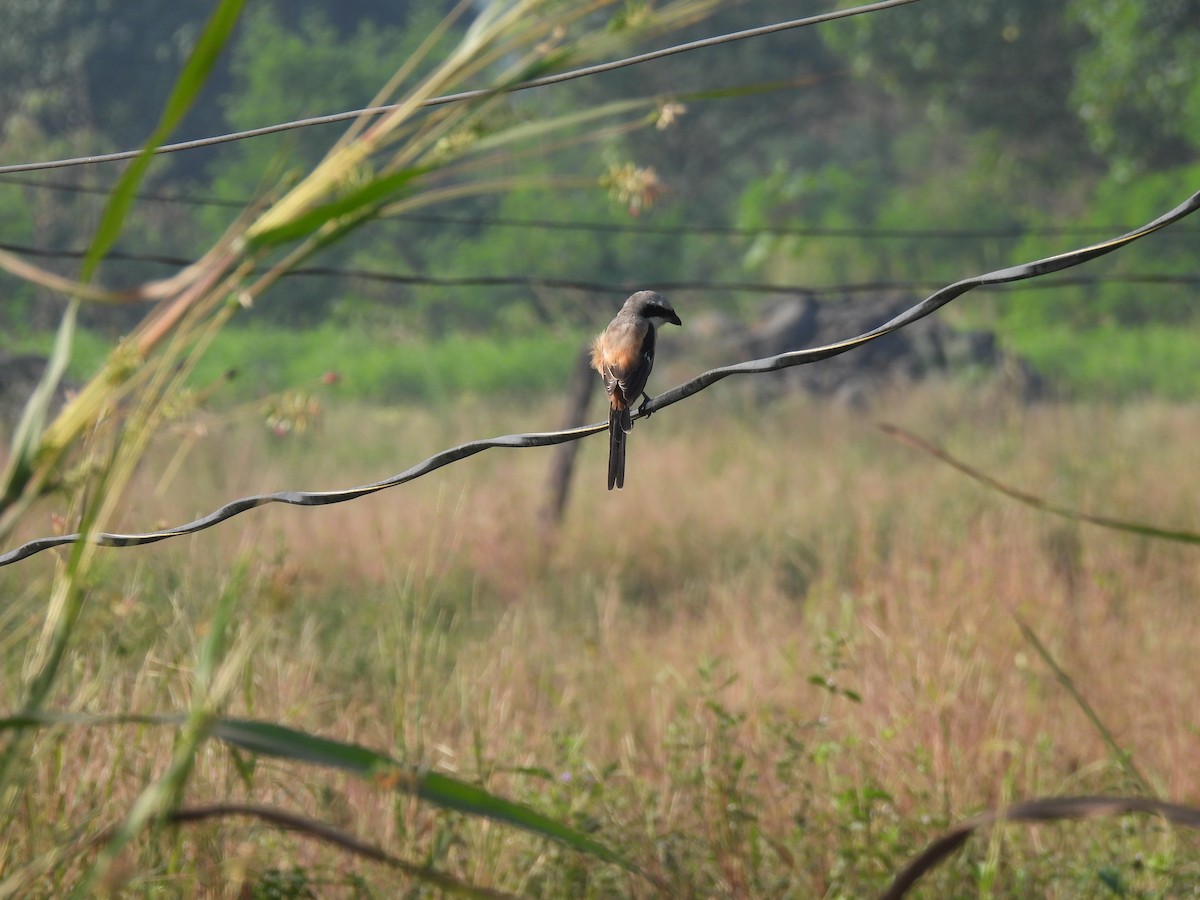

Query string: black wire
[1,239,1196,296]
[6,174,1200,242]
[0,0,922,175]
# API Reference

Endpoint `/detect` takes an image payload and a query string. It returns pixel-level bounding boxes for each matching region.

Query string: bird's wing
[594,318,651,406]
[615,324,655,405]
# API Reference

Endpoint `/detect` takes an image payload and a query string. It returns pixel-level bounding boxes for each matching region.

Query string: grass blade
[0,302,76,508]
[211,719,393,773]
[0,712,179,731]
[879,423,1200,545]
[166,805,522,899]
[418,770,633,867]
[0,713,641,876]
[881,796,1200,899]
[1015,617,1152,794]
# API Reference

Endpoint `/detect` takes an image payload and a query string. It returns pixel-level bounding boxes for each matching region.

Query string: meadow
[2,372,1198,897]
[3,0,1200,895]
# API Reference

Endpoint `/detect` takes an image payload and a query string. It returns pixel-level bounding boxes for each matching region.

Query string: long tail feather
[608,407,627,490]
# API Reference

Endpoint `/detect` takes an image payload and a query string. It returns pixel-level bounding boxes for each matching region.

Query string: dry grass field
[2,380,1199,896]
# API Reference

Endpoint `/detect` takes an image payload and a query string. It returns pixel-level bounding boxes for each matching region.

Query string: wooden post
[540,344,598,535]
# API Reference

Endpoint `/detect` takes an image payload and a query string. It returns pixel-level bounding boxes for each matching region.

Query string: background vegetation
[2,0,1199,396]
[0,0,1199,896]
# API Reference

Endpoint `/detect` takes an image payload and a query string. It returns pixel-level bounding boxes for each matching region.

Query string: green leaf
[0,711,641,875]
[246,166,429,249]
[420,770,632,867]
[211,718,638,869]
[211,718,392,773]
[0,712,176,731]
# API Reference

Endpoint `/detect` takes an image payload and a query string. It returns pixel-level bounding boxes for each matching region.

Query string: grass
[996,320,1200,400]
[3,380,1200,895]
[0,322,589,405]
[185,322,590,403]
[9,314,1200,411]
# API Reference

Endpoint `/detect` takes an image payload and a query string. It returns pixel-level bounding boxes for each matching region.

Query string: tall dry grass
[3,380,1198,894]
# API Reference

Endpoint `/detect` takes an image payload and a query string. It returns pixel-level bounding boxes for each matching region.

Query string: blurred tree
[1068,0,1200,169]
[0,0,439,163]
[0,0,232,158]
[577,2,853,224]
[0,0,97,135]
[3,0,1198,343]
[823,1,1093,175]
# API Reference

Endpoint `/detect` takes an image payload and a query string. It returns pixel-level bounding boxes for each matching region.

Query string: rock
[726,293,1044,403]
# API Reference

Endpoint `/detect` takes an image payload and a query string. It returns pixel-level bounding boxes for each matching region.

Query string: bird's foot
[637,392,654,418]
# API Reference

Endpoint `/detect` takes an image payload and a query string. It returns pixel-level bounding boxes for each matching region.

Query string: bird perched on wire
[590,290,682,490]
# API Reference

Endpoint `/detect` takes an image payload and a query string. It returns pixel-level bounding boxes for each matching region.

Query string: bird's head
[624,290,682,328]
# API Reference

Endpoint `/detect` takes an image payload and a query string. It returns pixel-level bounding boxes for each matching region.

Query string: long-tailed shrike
[590,291,682,490]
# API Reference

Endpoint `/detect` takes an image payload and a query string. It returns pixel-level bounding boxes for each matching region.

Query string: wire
[0,176,245,209]
[1,184,1198,567]
[1,239,1196,297]
[0,0,923,175]
[6,175,1199,242]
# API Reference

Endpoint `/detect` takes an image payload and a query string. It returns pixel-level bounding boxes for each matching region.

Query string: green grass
[2,323,589,405]
[199,323,587,403]
[8,317,1200,413]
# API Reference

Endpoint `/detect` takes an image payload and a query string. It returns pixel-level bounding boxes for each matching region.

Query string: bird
[589,291,682,490]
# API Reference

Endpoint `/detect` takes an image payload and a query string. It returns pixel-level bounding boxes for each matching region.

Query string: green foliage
[998,162,1200,334]
[0,0,219,146]
[7,1,1200,356]
[216,4,447,170]
[729,6,1200,364]
[410,187,686,332]
[827,0,1091,160]
[249,868,318,900]
[194,4,460,323]
[998,320,1200,401]
[739,159,887,282]
[1068,0,1200,169]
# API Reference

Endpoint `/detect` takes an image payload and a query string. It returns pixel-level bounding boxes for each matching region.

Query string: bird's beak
[668,311,682,326]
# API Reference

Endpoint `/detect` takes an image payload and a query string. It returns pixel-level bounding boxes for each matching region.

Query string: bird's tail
[608,406,629,490]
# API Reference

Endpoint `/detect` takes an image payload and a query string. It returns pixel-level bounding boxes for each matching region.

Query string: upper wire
[0,0,922,175]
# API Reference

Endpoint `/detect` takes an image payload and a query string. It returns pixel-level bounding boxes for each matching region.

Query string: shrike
[590,291,682,490]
